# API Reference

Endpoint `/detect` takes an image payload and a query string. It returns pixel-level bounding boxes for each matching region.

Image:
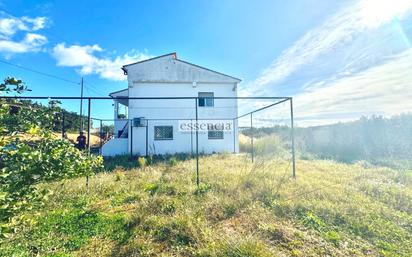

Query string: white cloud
[245,50,412,127]
[294,49,412,126]
[0,33,47,53]
[241,0,412,127]
[21,16,48,31]
[0,17,27,36]
[247,0,412,94]
[52,43,152,81]
[360,0,412,27]
[52,44,102,66]
[0,14,48,54]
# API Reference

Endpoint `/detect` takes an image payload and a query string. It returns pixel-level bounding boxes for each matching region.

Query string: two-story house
[101,53,241,156]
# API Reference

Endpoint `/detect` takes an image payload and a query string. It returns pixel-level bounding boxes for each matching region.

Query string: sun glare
[360,0,412,27]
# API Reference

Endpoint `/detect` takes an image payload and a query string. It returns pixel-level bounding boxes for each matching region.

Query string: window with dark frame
[154,126,173,140]
[208,130,224,140]
[198,92,214,107]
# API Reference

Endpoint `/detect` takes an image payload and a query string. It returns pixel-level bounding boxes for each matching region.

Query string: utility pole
[79,77,84,133]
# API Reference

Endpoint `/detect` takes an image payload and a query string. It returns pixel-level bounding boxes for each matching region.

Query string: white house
[101,53,241,156]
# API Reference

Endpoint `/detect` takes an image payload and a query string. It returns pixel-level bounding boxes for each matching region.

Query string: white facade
[102,53,241,156]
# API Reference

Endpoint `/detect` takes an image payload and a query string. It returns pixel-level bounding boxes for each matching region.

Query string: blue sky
[1,0,411,126]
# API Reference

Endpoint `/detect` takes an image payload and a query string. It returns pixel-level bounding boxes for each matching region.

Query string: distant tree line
[3,98,91,133]
[300,114,411,164]
[242,114,412,168]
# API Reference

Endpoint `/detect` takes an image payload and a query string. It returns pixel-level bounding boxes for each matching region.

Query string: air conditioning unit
[133,117,146,127]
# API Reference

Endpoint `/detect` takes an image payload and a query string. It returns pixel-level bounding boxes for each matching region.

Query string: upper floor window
[198,92,214,107]
[115,101,128,119]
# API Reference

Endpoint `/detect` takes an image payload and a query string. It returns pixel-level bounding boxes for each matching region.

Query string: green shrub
[137,157,147,168]
[144,183,160,196]
[239,134,287,158]
[0,133,104,237]
[194,183,212,196]
[0,79,103,238]
[160,200,176,215]
[169,157,178,166]
[324,230,341,246]
[301,211,326,231]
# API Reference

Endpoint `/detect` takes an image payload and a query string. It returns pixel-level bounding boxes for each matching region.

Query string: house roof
[122,52,177,68]
[109,88,128,97]
[121,52,241,82]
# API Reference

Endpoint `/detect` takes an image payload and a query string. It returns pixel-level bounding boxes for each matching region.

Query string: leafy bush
[0,77,103,238]
[144,183,160,196]
[137,157,147,168]
[0,132,103,237]
[324,230,341,246]
[194,183,212,196]
[168,156,178,166]
[239,133,288,159]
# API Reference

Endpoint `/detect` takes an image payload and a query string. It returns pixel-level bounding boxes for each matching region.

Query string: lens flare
[360,0,412,27]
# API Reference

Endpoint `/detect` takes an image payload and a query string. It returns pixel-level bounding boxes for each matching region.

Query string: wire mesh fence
[1,96,295,185]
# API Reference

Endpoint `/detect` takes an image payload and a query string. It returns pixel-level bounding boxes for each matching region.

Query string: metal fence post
[99,119,103,154]
[145,120,149,157]
[86,98,91,190]
[87,99,91,150]
[250,113,254,162]
[233,118,236,153]
[290,98,296,178]
[195,98,199,186]
[190,119,193,156]
[130,120,133,159]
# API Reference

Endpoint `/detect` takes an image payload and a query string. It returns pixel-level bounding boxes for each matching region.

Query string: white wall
[127,82,239,155]
[102,54,241,156]
[114,119,128,138]
[102,138,128,156]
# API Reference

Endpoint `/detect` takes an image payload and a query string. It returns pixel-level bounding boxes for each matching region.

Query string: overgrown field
[1,155,411,257]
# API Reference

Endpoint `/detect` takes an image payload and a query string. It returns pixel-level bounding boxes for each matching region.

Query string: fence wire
[1,96,296,186]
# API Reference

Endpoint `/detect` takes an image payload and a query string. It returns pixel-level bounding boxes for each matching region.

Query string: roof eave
[109,88,128,97]
[122,52,177,68]
[175,59,242,82]
[121,66,128,75]
[121,52,241,83]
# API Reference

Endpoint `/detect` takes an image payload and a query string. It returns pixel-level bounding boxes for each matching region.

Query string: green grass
[1,154,411,256]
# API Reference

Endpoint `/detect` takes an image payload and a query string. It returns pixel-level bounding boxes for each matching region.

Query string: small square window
[154,126,173,140]
[208,130,224,140]
[198,92,214,107]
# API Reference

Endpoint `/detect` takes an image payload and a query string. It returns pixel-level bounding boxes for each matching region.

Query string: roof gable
[122,52,177,68]
[122,53,241,83]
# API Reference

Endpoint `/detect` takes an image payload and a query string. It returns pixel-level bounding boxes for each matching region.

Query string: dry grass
[1,155,411,257]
